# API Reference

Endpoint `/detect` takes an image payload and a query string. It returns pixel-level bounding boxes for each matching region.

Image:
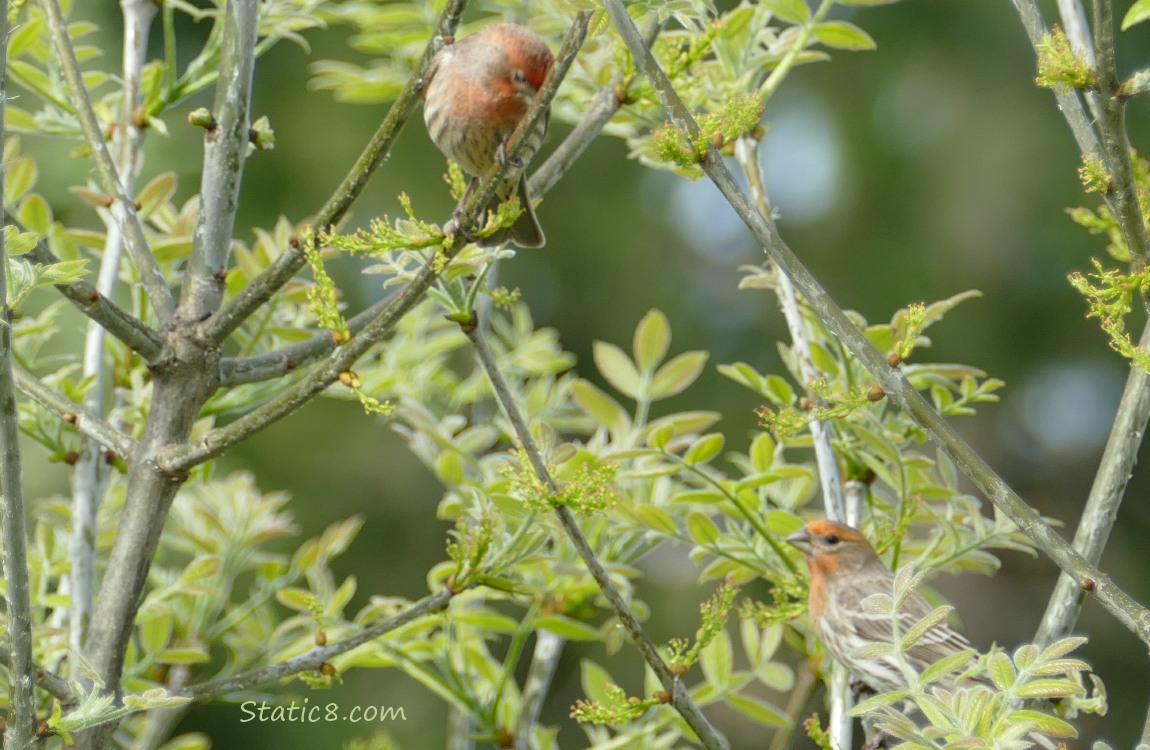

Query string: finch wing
[851,588,975,662]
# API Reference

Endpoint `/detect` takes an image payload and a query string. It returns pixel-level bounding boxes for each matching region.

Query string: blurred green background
[22,0,1150,747]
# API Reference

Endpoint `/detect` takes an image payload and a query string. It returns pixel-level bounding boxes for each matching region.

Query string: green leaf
[650,351,709,399]
[137,611,173,653]
[851,642,894,660]
[860,592,894,615]
[684,433,725,465]
[1121,0,1150,29]
[763,0,811,24]
[902,605,954,649]
[848,688,910,716]
[633,309,671,372]
[700,629,733,688]
[593,341,642,399]
[1008,709,1078,738]
[837,0,900,4]
[725,693,791,727]
[1037,636,1087,662]
[1030,657,1090,675]
[988,651,1016,690]
[571,379,631,435]
[919,647,976,686]
[813,21,877,50]
[687,512,721,546]
[156,647,211,665]
[534,615,603,641]
[580,660,614,704]
[634,505,678,534]
[1016,678,1085,699]
[749,432,775,472]
[454,609,521,633]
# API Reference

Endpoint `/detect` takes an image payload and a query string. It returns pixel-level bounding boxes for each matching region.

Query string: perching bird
[786,519,988,694]
[422,22,554,248]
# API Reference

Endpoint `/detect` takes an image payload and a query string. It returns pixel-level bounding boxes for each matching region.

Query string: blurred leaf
[650,351,709,399]
[1121,0,1150,29]
[534,615,602,641]
[725,692,790,727]
[1009,709,1077,737]
[813,21,876,50]
[633,309,671,372]
[593,341,642,399]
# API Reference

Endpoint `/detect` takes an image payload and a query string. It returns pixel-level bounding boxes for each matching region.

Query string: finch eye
[513,70,527,83]
[824,534,840,545]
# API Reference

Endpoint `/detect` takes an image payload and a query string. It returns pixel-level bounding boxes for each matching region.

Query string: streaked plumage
[787,520,987,693]
[422,23,553,248]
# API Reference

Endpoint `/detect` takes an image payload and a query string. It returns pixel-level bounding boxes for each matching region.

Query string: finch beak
[785,527,812,554]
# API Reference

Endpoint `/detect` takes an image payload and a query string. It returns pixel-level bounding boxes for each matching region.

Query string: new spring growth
[650,95,763,175]
[570,683,660,726]
[502,451,620,514]
[667,581,739,673]
[1035,26,1097,89]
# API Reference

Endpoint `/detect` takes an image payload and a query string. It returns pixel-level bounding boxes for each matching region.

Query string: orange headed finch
[786,519,987,695]
[422,22,554,248]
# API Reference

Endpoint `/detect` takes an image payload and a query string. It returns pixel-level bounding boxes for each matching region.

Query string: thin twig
[1007,0,1102,159]
[39,0,175,322]
[1090,0,1150,269]
[465,320,730,750]
[0,645,77,707]
[200,0,469,345]
[66,0,160,669]
[158,11,591,473]
[732,134,849,746]
[513,629,564,750]
[606,0,1150,648]
[12,364,136,458]
[0,5,39,739]
[177,0,259,323]
[176,588,455,700]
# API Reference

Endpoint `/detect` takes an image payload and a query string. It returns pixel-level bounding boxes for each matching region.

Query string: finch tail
[483,175,545,249]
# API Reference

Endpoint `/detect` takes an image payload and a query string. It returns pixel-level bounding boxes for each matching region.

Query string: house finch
[786,519,987,695]
[422,22,554,248]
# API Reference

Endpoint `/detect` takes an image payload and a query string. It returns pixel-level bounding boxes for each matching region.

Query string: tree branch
[513,629,563,750]
[176,588,455,700]
[1007,0,1102,159]
[0,645,77,707]
[178,0,259,323]
[158,10,590,473]
[605,0,1150,648]
[0,5,40,739]
[66,0,161,671]
[39,0,175,322]
[464,320,730,750]
[199,0,469,345]
[1090,0,1150,268]
[12,363,136,458]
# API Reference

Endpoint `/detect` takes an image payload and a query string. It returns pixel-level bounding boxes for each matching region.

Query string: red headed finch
[422,22,554,248]
[786,519,987,695]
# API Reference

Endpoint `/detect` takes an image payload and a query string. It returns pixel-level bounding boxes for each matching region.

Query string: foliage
[846,564,1107,748]
[1,0,1136,747]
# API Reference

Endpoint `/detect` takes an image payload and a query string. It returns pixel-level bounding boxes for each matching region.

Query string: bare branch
[0,5,39,739]
[176,588,454,700]
[605,0,1150,648]
[200,0,469,345]
[178,0,259,323]
[12,364,136,458]
[464,319,730,750]
[39,0,175,322]
[513,630,563,750]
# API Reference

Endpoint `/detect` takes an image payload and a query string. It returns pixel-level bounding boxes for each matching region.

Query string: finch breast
[422,23,552,177]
